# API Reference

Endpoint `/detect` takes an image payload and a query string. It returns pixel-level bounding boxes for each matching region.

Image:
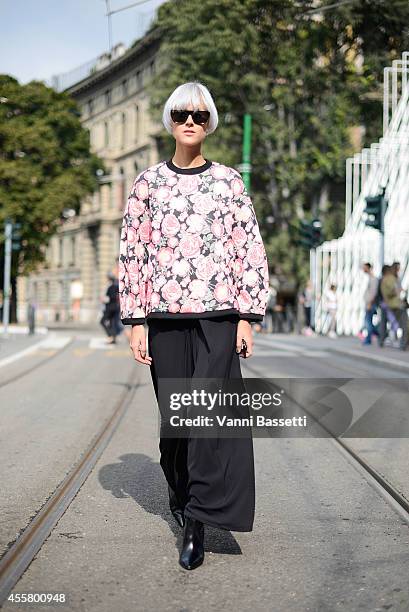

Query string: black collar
[166,158,212,175]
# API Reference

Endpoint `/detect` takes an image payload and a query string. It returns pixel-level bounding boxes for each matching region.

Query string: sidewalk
[257,331,409,373]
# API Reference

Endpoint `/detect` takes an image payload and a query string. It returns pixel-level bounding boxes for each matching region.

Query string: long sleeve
[118,173,151,326]
[230,171,270,322]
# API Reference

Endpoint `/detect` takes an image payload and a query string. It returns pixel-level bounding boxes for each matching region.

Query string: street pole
[2,219,12,336]
[239,113,252,192]
[379,192,386,270]
[310,247,316,330]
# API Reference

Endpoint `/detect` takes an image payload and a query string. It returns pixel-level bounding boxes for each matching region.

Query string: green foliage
[0,76,104,275]
[146,0,409,287]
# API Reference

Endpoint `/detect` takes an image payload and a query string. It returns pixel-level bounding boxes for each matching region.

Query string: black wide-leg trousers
[147,315,255,532]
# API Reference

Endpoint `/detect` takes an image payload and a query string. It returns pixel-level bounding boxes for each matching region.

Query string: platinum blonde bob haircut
[162,82,218,136]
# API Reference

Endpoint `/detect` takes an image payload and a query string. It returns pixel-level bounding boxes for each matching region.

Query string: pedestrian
[324,283,337,338]
[265,282,277,333]
[118,82,270,570]
[361,263,379,345]
[380,264,408,350]
[100,273,120,344]
[299,280,314,334]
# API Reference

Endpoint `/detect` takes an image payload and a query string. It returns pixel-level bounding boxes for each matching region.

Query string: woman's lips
[184,131,195,134]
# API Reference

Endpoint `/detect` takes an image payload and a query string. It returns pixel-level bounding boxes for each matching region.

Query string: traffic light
[11,222,22,251]
[363,191,388,231]
[298,218,323,249]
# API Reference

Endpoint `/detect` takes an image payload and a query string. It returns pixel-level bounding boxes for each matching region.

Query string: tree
[0,76,103,320]
[145,0,409,285]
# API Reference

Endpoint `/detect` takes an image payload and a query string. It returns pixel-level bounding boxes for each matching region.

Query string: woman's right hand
[130,325,152,365]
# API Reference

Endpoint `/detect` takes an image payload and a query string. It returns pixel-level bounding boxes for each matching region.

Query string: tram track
[0,335,74,390]
[0,364,139,606]
[244,360,409,525]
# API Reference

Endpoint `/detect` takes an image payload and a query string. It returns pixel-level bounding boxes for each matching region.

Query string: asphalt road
[1,330,408,612]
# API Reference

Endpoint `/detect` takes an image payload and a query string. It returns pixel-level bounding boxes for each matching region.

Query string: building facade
[17,30,163,324]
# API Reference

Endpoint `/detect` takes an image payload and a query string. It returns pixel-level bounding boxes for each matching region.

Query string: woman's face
[171,102,209,146]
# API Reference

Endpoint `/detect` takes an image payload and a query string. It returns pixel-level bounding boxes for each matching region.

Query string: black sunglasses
[170,109,210,125]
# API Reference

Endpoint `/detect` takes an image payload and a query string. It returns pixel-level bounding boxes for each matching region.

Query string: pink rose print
[232,226,247,248]
[135,180,149,200]
[151,229,161,244]
[170,196,188,211]
[128,197,146,217]
[191,193,215,214]
[159,164,174,178]
[213,241,224,258]
[151,292,160,307]
[179,234,203,258]
[126,293,136,312]
[172,259,190,277]
[237,290,252,311]
[157,247,174,268]
[135,242,145,258]
[128,260,139,278]
[231,177,244,196]
[162,280,182,303]
[225,213,234,233]
[139,219,151,242]
[233,259,244,277]
[234,204,252,223]
[214,282,231,303]
[196,256,217,280]
[169,302,181,313]
[186,213,204,233]
[181,300,205,313]
[162,213,180,236]
[188,279,207,299]
[156,185,172,202]
[145,168,160,181]
[247,244,265,267]
[213,181,230,198]
[243,269,259,287]
[140,280,152,303]
[120,161,270,322]
[211,219,224,238]
[210,165,228,180]
[178,175,199,195]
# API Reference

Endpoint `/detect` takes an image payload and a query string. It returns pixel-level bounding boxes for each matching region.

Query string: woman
[118,82,269,570]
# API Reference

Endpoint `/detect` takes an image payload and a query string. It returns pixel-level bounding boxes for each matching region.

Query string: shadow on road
[99,453,242,555]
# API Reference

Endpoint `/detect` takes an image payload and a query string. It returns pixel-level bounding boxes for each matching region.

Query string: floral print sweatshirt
[119,157,270,326]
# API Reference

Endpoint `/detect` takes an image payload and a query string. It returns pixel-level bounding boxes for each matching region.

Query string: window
[58,237,63,267]
[44,281,50,303]
[70,236,76,266]
[104,121,109,147]
[105,89,111,106]
[118,167,125,210]
[121,112,126,149]
[135,70,142,89]
[122,79,128,97]
[88,99,93,115]
[150,60,155,75]
[134,104,139,142]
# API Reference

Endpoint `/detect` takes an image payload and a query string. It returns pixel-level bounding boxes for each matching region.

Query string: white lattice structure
[313,52,409,335]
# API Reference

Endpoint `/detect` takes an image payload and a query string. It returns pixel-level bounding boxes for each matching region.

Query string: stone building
[17,29,162,325]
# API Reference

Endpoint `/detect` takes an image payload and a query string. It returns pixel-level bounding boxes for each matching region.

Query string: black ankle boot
[179,517,204,570]
[168,485,185,528]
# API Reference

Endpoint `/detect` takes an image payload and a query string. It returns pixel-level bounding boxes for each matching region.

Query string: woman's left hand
[236,320,253,358]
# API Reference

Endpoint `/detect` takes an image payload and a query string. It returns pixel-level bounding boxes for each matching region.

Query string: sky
[0,0,167,85]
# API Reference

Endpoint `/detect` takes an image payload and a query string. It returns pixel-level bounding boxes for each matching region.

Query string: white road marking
[88,337,114,350]
[0,334,71,369]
